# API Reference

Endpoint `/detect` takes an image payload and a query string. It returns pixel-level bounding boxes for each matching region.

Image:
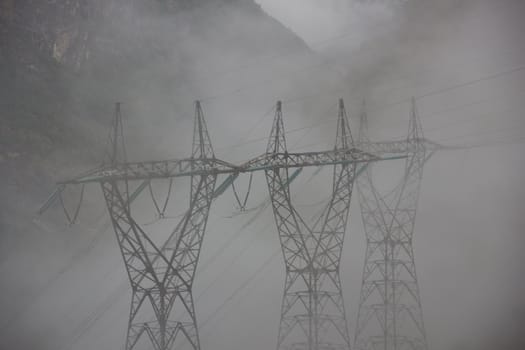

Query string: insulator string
[148,179,174,219]
[58,184,85,225]
[231,173,254,212]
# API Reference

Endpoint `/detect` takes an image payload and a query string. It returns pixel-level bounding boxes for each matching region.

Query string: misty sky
[1,1,524,350]
[256,0,397,44]
[250,2,525,350]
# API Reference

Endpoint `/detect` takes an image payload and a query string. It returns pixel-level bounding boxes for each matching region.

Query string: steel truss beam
[265,100,360,350]
[59,149,388,185]
[354,99,435,350]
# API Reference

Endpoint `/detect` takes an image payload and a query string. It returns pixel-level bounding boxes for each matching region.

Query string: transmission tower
[353,98,438,350]
[100,101,217,350]
[265,100,359,350]
[46,99,404,350]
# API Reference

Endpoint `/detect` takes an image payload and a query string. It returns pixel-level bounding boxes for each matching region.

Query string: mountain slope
[0,2,315,349]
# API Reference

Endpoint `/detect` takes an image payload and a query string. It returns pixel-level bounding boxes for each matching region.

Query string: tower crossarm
[58,158,238,185]
[241,148,384,171]
[57,148,404,185]
[358,139,441,158]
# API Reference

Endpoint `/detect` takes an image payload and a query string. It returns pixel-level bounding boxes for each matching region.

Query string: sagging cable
[58,184,85,225]
[231,172,254,212]
[148,179,174,219]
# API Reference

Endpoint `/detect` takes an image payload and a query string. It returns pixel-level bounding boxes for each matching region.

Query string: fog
[1,0,524,350]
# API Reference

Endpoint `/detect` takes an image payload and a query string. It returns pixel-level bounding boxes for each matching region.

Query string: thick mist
[258,1,525,349]
[1,1,524,350]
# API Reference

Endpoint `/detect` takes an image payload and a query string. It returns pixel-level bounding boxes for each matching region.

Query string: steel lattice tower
[354,98,436,350]
[265,100,360,350]
[46,99,406,350]
[102,101,216,350]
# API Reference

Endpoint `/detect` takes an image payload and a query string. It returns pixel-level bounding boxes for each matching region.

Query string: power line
[418,65,525,100]
[215,105,276,151]
[179,19,393,96]
[197,19,524,105]
[200,249,281,330]
[382,95,525,142]
[217,64,525,154]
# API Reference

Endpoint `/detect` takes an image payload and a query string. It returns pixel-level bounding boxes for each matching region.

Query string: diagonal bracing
[265,100,363,350]
[354,99,437,350]
[101,101,216,350]
[48,99,411,350]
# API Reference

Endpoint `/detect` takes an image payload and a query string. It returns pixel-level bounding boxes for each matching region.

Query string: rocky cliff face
[1,0,308,79]
[0,0,311,191]
[0,2,311,198]
[0,0,309,157]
